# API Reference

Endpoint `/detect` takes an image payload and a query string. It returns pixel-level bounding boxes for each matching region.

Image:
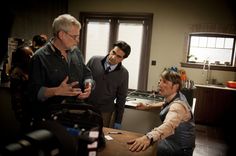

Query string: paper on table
[105,135,113,140]
[125,99,153,107]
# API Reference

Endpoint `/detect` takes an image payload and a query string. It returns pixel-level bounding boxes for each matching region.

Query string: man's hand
[127,135,151,152]
[55,76,81,96]
[136,103,149,110]
[113,123,121,129]
[77,82,92,99]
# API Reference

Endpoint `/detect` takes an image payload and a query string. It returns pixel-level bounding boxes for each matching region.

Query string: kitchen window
[79,12,153,90]
[181,33,236,71]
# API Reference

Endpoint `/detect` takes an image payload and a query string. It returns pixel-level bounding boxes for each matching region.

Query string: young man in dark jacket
[86,41,131,129]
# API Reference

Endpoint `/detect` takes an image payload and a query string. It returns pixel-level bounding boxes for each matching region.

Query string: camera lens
[1,129,60,156]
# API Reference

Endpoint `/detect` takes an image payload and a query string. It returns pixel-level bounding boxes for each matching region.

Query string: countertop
[125,90,163,108]
[195,84,236,91]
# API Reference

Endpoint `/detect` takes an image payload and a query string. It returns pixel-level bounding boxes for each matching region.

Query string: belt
[182,147,194,151]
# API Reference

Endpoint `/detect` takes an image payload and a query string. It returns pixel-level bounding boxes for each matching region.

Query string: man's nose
[111,55,117,59]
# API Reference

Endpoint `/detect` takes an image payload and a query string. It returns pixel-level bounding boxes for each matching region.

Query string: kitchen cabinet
[194,85,236,126]
[122,108,161,134]
[121,90,163,133]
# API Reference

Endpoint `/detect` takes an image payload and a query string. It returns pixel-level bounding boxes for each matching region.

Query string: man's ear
[173,83,180,91]
[58,31,64,40]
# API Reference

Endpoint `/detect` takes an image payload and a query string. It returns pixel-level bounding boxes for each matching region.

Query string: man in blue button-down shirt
[28,14,94,120]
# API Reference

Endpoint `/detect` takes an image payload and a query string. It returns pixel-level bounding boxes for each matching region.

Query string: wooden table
[98,127,157,156]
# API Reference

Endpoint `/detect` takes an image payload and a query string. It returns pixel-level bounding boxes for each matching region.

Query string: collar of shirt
[163,93,180,108]
[104,58,117,72]
[67,51,73,65]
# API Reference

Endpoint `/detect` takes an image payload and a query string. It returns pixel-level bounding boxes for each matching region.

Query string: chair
[180,88,196,114]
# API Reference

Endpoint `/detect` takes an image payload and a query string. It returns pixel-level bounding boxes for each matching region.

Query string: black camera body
[1,120,78,156]
[1,129,61,156]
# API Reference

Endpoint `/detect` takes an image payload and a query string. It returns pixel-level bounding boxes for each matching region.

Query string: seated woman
[31,34,48,53]
[10,45,33,132]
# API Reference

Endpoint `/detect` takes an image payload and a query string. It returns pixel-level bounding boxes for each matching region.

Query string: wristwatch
[145,133,154,144]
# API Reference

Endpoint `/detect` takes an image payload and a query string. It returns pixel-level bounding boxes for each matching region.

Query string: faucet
[127,90,137,96]
[202,59,211,85]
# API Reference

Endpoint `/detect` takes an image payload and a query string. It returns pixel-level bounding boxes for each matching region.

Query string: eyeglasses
[64,31,80,42]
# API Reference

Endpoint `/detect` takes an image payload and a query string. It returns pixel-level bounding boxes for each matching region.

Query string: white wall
[68,0,236,90]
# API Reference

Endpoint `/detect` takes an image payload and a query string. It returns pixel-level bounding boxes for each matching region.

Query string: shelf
[180,62,236,71]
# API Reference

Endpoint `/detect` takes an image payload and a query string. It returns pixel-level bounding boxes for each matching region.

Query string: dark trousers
[101,112,115,128]
[157,139,194,156]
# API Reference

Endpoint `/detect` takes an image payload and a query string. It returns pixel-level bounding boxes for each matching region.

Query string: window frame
[79,12,153,90]
[181,32,236,72]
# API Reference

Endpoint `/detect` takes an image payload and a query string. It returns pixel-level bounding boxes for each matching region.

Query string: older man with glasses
[28,14,94,121]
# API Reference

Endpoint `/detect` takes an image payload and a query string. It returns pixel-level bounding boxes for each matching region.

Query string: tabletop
[98,127,157,156]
